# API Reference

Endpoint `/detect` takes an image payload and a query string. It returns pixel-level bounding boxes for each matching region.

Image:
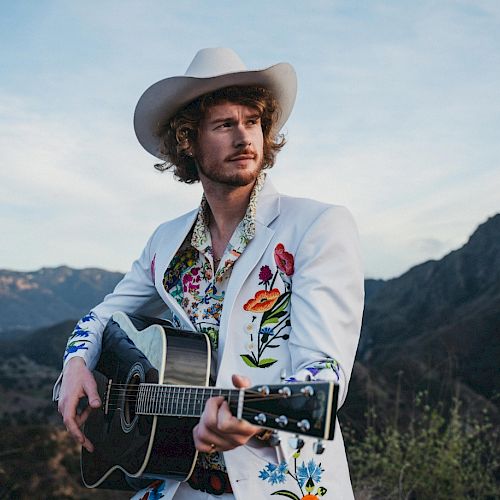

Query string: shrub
[346,396,499,499]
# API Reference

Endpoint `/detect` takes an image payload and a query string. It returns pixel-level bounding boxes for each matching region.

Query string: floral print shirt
[161,171,266,475]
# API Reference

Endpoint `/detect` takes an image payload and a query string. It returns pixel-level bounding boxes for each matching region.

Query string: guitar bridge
[103,378,112,415]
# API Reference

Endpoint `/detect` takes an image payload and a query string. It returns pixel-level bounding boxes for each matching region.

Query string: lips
[229,154,255,161]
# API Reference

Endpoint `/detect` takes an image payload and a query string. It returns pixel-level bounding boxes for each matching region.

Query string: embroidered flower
[259,326,274,335]
[274,243,294,276]
[243,288,281,312]
[258,265,273,285]
[80,312,96,323]
[64,341,90,359]
[182,268,201,293]
[297,459,324,488]
[258,461,288,485]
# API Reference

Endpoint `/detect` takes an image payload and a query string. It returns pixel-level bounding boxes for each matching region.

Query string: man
[54,48,364,499]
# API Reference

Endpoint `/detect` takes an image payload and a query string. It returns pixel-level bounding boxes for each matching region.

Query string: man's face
[193,101,264,188]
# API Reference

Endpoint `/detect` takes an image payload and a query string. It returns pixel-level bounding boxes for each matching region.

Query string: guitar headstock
[237,381,338,441]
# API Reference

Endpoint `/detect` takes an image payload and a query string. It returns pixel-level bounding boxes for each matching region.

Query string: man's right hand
[57,357,101,452]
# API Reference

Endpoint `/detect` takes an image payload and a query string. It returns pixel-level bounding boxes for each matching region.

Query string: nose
[233,123,252,148]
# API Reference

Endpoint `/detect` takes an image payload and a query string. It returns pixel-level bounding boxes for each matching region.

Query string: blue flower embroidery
[71,324,90,337]
[297,459,324,487]
[81,312,96,323]
[259,326,274,335]
[64,341,90,359]
[258,461,288,485]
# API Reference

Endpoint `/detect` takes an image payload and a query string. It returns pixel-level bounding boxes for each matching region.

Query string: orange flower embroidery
[243,288,281,312]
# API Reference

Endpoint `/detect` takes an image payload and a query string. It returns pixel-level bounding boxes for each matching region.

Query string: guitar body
[81,312,211,489]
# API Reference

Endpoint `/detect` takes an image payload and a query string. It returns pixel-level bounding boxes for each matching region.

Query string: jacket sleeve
[52,225,164,400]
[287,205,364,407]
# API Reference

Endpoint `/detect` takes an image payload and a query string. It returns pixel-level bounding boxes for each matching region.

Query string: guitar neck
[117,380,337,439]
[135,383,240,418]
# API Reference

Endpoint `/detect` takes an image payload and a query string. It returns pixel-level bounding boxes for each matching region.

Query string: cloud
[1,0,499,279]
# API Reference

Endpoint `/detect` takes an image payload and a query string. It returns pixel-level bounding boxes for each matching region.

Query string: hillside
[344,214,500,429]
[0,266,123,332]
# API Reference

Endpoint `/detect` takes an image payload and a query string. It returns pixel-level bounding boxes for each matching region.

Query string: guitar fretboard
[135,383,240,417]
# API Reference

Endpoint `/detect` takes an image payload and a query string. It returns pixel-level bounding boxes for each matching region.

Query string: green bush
[346,396,499,499]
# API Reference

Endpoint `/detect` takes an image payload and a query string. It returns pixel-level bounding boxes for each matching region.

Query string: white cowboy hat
[133,47,297,159]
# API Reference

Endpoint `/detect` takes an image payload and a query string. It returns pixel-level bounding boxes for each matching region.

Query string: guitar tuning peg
[280,368,287,381]
[257,385,270,396]
[254,413,267,425]
[275,415,288,427]
[278,386,291,397]
[300,385,314,397]
[297,419,310,432]
[313,439,325,455]
[288,434,305,450]
[269,431,281,447]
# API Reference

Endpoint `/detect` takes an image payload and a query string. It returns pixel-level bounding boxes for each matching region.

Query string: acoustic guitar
[81,311,339,490]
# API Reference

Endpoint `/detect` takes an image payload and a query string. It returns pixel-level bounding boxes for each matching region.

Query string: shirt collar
[191,170,266,251]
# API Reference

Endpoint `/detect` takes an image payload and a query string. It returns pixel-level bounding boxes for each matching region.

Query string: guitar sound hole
[124,373,140,425]
[121,363,144,433]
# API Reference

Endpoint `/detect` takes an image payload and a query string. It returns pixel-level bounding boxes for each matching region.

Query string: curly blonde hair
[155,86,286,183]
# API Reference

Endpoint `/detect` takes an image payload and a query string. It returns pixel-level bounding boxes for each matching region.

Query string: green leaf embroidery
[240,354,258,367]
[271,491,301,500]
[258,358,278,368]
[261,316,280,327]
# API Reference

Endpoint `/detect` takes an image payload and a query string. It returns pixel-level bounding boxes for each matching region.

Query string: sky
[1,0,499,279]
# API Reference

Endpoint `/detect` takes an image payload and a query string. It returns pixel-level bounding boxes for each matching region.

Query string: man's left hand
[193,374,260,453]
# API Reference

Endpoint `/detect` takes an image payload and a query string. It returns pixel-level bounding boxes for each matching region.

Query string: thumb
[232,374,252,389]
[84,376,101,408]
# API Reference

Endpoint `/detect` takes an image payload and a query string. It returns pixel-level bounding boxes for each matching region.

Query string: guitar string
[105,392,312,403]
[100,402,312,426]
[104,392,320,424]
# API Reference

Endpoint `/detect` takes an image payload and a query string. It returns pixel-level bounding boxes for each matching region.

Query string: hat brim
[133,62,297,160]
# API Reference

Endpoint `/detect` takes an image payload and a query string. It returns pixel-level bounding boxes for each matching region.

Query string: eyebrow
[208,112,261,125]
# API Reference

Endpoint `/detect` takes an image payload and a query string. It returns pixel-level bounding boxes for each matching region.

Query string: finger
[193,423,225,452]
[63,413,85,445]
[81,435,95,453]
[75,404,93,427]
[232,374,251,389]
[217,401,257,436]
[83,376,101,408]
[201,396,225,430]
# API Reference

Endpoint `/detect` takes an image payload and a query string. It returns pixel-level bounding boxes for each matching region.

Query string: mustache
[225,147,257,161]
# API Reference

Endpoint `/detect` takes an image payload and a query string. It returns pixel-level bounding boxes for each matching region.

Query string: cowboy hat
[133,47,297,159]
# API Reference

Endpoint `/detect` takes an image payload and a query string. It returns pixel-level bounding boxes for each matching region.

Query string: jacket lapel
[155,209,198,330]
[217,177,281,373]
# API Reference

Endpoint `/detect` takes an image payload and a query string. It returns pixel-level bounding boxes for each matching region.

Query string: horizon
[3,209,497,281]
[1,1,499,279]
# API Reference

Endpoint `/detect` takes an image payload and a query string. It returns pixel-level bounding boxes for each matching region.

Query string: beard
[195,150,264,187]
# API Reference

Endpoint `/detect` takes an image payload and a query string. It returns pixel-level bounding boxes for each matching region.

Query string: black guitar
[81,311,339,490]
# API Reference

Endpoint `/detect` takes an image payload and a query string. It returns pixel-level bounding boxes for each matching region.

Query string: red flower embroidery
[274,243,294,276]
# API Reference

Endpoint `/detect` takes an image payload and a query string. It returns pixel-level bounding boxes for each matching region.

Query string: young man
[55,48,364,499]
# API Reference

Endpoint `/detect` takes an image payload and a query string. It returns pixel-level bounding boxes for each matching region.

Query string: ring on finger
[209,443,216,453]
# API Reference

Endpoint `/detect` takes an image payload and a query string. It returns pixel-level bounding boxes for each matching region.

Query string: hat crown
[185,47,248,78]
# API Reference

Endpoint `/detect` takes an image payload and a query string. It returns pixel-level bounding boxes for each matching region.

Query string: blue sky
[1,0,499,279]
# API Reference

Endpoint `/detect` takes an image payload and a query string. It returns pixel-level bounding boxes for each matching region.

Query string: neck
[200,178,255,257]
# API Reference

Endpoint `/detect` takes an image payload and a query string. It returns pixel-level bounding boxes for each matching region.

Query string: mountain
[1,214,499,428]
[344,213,500,428]
[0,266,123,332]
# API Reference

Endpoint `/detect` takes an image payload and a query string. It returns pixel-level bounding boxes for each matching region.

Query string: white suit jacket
[54,176,364,499]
